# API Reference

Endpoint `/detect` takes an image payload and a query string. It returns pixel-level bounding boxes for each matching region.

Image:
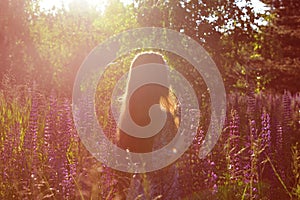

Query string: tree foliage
[257,0,300,93]
[0,0,299,93]
[134,0,271,92]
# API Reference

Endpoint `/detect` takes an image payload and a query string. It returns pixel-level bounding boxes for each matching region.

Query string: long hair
[117,52,178,153]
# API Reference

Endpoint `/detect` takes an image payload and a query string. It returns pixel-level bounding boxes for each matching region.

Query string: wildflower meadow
[1,0,299,199]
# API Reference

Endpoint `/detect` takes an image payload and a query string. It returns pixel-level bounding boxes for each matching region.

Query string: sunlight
[40,0,108,12]
[40,0,133,12]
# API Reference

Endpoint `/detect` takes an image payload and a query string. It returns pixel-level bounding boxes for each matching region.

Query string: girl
[116,52,180,199]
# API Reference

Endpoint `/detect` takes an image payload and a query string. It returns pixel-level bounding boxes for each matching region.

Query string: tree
[258,0,300,93]
[134,0,265,92]
[26,0,137,95]
[0,0,38,85]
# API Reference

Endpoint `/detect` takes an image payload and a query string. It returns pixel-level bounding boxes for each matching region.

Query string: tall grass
[0,85,299,199]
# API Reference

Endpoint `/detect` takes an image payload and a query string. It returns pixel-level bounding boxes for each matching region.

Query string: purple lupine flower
[260,111,271,154]
[283,90,292,127]
[54,98,74,198]
[243,163,251,184]
[100,164,119,199]
[25,89,39,155]
[248,119,259,199]
[212,183,218,194]
[250,120,257,140]
[247,89,256,119]
[275,123,286,180]
[43,90,58,189]
[205,158,218,194]
[24,84,40,177]
[275,124,283,156]
[60,98,77,199]
[192,126,206,192]
[228,109,241,181]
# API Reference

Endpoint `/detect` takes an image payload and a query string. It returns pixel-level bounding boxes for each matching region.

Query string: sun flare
[40,0,106,11]
[40,0,132,12]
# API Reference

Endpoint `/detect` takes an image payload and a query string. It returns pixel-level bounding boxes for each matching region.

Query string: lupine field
[1,83,299,199]
[1,0,300,199]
